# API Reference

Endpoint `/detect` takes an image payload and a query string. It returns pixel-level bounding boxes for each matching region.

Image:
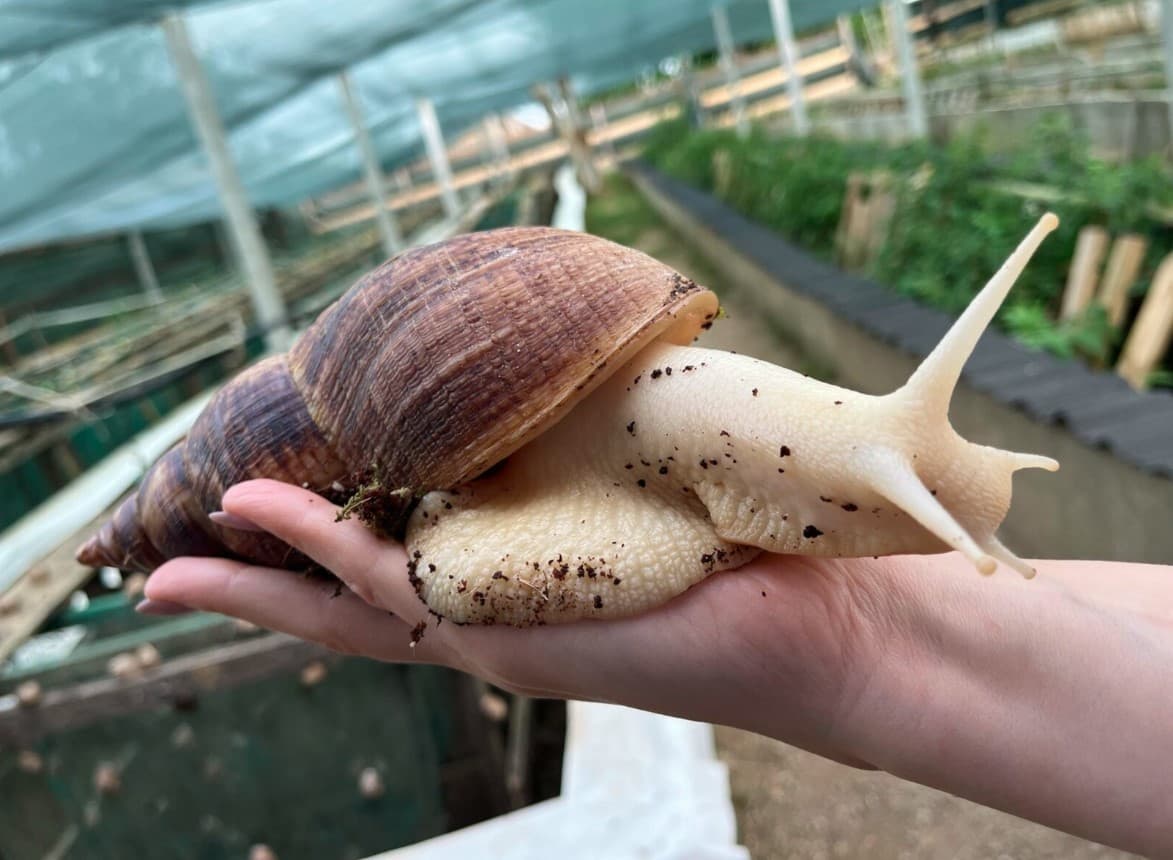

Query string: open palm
[144,478,901,766]
[143,479,1173,856]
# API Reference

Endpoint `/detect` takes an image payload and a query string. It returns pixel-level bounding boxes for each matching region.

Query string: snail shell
[77,227,717,573]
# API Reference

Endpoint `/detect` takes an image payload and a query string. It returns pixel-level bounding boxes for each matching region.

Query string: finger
[145,556,450,665]
[218,479,428,623]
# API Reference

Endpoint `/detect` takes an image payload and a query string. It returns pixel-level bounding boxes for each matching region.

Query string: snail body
[79,219,1060,626]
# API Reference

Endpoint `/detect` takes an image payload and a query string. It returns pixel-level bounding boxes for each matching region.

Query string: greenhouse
[2,1,1172,858]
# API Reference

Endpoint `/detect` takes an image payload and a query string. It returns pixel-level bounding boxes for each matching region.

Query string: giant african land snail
[79,216,1060,626]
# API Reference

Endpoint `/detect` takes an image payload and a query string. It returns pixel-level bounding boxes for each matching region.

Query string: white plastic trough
[376,702,746,860]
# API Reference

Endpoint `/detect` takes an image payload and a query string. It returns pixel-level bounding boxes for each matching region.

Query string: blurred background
[1,1,1171,858]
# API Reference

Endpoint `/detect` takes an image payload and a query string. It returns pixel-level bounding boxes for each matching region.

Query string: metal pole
[887,0,928,139]
[1160,0,1173,144]
[160,12,289,351]
[710,4,749,138]
[767,0,809,134]
[127,231,163,303]
[337,71,403,257]
[416,97,461,220]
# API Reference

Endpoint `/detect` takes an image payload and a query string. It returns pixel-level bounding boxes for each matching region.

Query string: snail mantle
[78,222,1060,626]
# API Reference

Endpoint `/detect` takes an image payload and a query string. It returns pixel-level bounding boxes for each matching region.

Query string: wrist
[832,553,1173,856]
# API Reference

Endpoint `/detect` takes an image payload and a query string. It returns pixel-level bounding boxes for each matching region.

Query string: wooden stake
[712,149,734,199]
[835,174,865,267]
[862,171,897,269]
[1098,234,1147,327]
[1117,253,1173,389]
[1059,225,1108,321]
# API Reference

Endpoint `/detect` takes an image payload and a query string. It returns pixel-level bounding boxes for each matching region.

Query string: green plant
[641,114,1172,379]
[1002,303,1116,363]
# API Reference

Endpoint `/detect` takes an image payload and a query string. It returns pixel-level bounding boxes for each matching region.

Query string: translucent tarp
[0,0,871,254]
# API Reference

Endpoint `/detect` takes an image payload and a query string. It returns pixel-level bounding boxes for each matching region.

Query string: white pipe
[767,0,809,134]
[888,0,928,138]
[710,5,749,138]
[552,164,587,232]
[416,97,461,219]
[337,71,404,258]
[161,12,290,351]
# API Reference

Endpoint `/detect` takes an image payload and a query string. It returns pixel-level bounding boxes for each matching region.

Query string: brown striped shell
[77,226,718,573]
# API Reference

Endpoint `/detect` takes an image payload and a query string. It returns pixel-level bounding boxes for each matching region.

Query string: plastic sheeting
[0,0,872,253]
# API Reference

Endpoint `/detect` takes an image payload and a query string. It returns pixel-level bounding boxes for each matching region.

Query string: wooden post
[861,172,896,269]
[1098,234,1148,327]
[1059,225,1109,321]
[712,149,735,198]
[835,174,865,268]
[1117,253,1173,389]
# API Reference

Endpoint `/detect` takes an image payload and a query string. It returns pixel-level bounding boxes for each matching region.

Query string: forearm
[841,556,1173,856]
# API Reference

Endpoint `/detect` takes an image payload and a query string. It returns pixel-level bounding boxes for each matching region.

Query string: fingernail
[209,511,266,532]
[135,599,193,616]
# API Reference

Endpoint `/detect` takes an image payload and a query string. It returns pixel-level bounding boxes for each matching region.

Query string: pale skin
[143,478,1173,858]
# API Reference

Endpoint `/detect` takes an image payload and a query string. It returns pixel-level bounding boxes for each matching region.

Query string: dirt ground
[603,215,1136,860]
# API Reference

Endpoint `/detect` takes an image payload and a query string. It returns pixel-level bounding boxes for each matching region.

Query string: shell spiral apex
[79,216,1061,627]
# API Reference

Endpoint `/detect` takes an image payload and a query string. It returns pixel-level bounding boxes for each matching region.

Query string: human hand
[142,478,915,768]
[143,479,1173,856]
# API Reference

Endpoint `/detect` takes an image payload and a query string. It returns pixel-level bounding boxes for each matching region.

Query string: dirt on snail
[78,218,1061,626]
